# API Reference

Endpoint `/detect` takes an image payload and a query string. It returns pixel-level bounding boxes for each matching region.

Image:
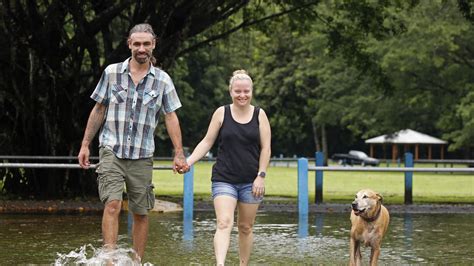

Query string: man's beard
[134,52,151,64]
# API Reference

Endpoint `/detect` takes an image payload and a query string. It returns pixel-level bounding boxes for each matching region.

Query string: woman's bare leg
[237,202,259,266]
[214,196,237,265]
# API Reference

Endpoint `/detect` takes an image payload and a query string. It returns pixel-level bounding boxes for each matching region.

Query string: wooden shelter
[365,129,448,160]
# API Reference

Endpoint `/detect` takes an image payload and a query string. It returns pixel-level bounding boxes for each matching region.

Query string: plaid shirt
[91,58,182,159]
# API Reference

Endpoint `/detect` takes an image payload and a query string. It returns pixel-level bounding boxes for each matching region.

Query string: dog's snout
[351,202,358,209]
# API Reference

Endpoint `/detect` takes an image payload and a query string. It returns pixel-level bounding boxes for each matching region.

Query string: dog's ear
[376,193,384,204]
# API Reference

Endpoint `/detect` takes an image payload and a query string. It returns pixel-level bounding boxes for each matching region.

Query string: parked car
[331,150,380,166]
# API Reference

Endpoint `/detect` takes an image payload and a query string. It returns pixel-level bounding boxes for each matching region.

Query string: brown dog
[350,189,390,266]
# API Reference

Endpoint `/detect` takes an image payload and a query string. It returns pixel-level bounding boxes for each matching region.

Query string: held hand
[173,153,189,174]
[252,176,265,198]
[176,163,190,174]
[77,146,90,169]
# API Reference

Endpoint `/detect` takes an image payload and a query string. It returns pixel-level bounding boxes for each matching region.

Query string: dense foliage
[175,0,474,161]
[0,0,319,197]
[0,0,472,198]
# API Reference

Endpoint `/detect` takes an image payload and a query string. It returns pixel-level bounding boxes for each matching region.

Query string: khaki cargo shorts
[96,147,155,215]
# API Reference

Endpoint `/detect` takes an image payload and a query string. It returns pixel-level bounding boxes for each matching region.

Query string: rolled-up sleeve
[90,68,110,104]
[161,76,182,114]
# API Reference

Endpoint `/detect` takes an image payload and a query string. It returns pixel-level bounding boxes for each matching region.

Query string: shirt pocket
[142,88,163,110]
[111,84,128,104]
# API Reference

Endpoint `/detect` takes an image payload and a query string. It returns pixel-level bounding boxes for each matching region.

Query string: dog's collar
[362,205,381,223]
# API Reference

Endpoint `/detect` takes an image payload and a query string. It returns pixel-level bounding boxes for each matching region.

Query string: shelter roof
[365,129,447,144]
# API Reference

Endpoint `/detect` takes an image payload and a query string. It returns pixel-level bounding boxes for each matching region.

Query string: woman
[186,70,271,265]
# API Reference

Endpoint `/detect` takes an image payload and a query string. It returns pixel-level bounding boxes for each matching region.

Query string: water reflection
[403,213,413,255]
[0,211,473,264]
[315,213,324,237]
[297,213,308,238]
[297,213,330,238]
[182,214,193,250]
[127,211,133,237]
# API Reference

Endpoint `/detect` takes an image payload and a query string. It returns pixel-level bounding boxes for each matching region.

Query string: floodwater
[0,211,473,265]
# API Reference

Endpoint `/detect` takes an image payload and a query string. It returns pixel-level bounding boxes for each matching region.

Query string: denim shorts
[212,181,263,204]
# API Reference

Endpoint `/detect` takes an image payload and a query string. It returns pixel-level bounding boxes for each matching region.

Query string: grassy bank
[153,161,473,204]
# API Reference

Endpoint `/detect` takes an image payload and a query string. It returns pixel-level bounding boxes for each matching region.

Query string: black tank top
[212,105,260,184]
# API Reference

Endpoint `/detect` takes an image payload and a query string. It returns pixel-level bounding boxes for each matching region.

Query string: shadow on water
[0,211,473,264]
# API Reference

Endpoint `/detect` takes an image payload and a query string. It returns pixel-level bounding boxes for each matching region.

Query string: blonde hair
[229,69,253,90]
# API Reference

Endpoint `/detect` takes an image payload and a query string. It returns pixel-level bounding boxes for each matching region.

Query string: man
[77,23,186,261]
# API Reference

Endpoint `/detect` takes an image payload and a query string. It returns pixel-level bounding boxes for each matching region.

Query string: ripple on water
[54,238,154,266]
[1,212,473,264]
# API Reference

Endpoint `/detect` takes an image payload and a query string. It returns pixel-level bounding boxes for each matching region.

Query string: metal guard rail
[0,162,192,224]
[308,166,474,173]
[0,163,173,170]
[297,152,474,217]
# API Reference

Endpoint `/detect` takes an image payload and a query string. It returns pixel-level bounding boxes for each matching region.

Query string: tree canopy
[0,0,321,198]
[1,0,473,198]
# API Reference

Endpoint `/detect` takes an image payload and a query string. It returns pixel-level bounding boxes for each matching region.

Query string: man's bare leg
[102,200,122,249]
[132,213,149,261]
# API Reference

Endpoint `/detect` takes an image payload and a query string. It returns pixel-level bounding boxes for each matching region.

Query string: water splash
[54,243,153,265]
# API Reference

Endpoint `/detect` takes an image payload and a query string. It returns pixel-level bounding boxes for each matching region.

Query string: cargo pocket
[95,148,115,203]
[97,175,109,203]
[146,183,155,210]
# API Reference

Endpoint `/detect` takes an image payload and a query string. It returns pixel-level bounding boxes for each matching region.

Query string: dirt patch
[1,198,473,214]
[0,199,104,214]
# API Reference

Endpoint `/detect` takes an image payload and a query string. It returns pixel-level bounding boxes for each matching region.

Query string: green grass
[153,161,474,204]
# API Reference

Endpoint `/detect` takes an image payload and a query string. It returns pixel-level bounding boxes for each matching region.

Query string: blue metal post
[404,152,413,204]
[297,158,309,217]
[183,165,194,221]
[315,152,324,204]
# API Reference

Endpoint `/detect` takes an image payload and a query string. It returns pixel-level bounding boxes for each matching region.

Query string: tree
[252,0,474,160]
[0,0,321,198]
[251,1,401,159]
[364,1,474,157]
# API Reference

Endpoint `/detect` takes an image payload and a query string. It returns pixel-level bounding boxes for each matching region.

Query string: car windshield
[349,150,368,158]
